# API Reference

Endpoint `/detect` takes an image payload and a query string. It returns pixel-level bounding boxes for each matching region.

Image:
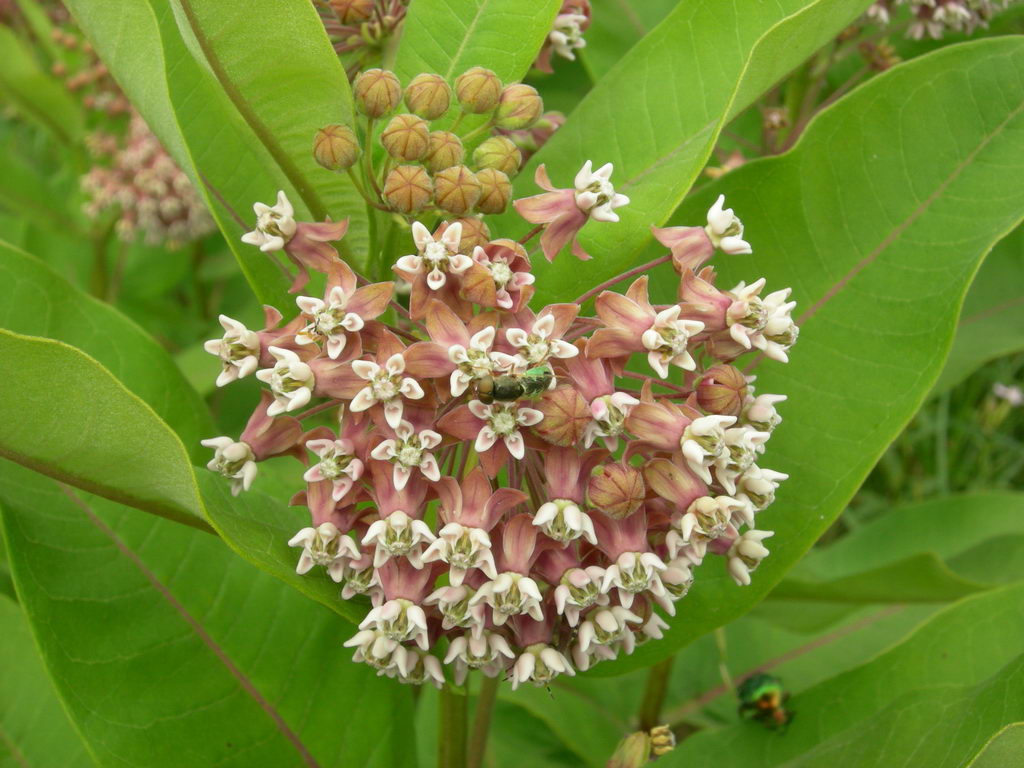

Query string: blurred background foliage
[0,0,1022,766]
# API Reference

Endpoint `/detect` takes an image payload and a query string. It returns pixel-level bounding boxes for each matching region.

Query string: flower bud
[380,113,430,161]
[353,68,401,118]
[472,136,522,176]
[607,732,651,768]
[649,725,675,757]
[404,73,451,120]
[587,462,645,520]
[383,165,433,213]
[423,130,464,173]
[495,83,543,130]
[454,67,502,114]
[533,387,590,447]
[432,165,481,215]
[312,124,360,171]
[474,168,512,214]
[696,364,749,417]
[329,0,373,23]
[452,216,490,253]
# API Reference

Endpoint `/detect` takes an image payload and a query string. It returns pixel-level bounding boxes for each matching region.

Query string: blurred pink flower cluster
[203,165,797,689]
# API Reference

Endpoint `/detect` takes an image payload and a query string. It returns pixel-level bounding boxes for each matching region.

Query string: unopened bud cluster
[204,163,798,689]
[314,67,549,218]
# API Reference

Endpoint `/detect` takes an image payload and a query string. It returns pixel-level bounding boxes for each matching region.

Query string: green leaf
[578,0,677,80]
[664,582,1024,767]
[933,224,1024,393]
[0,596,92,768]
[0,463,415,768]
[593,38,1024,676]
[493,0,873,303]
[0,239,214,454]
[0,330,210,531]
[968,723,1024,768]
[0,24,83,145]
[394,0,561,82]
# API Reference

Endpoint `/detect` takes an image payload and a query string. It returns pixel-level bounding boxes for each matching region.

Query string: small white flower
[510,643,575,690]
[303,438,364,501]
[727,529,774,586]
[866,2,889,25]
[993,383,1024,407]
[666,495,742,559]
[584,392,639,451]
[389,646,445,687]
[571,641,617,672]
[359,598,430,650]
[343,628,401,672]
[470,572,544,625]
[241,190,296,252]
[736,465,788,520]
[725,279,768,349]
[553,566,608,626]
[756,288,798,363]
[287,522,359,582]
[548,13,588,61]
[254,346,315,416]
[714,426,770,494]
[340,552,382,601]
[422,523,497,585]
[660,558,694,603]
[201,437,257,496]
[533,499,597,545]
[680,414,737,483]
[506,313,578,368]
[362,510,437,569]
[468,400,543,460]
[204,315,260,387]
[573,160,629,222]
[448,326,515,398]
[424,584,487,634]
[471,246,535,310]
[444,631,515,685]
[350,353,424,429]
[601,551,668,609]
[295,287,365,360]
[641,305,705,378]
[395,221,472,290]
[370,420,442,491]
[744,393,786,432]
[577,606,642,653]
[705,194,751,255]
[640,614,670,641]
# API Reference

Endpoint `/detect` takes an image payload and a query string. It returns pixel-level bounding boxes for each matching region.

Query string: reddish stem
[517,224,544,245]
[573,254,672,305]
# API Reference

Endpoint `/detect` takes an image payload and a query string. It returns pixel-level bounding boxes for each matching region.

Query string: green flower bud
[454,67,502,114]
[404,73,452,120]
[383,165,433,213]
[587,462,645,520]
[472,136,522,176]
[495,83,543,130]
[380,113,430,161]
[607,732,651,768]
[312,124,361,171]
[433,165,481,215]
[353,68,401,118]
[696,364,748,417]
[329,0,373,24]
[474,168,511,214]
[423,131,465,173]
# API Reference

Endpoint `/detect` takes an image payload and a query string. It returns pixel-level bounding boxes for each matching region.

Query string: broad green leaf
[0,240,214,454]
[664,582,1024,767]
[394,0,561,83]
[493,0,873,303]
[0,596,93,768]
[0,330,209,531]
[579,0,677,80]
[592,38,1024,676]
[968,723,1024,768]
[0,463,415,768]
[0,24,83,146]
[933,225,1024,393]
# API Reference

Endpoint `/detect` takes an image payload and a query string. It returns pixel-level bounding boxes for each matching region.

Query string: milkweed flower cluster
[534,0,591,73]
[866,0,1010,38]
[203,74,796,691]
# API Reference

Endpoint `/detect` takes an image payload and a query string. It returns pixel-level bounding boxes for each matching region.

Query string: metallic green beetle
[476,366,554,404]
[737,674,792,730]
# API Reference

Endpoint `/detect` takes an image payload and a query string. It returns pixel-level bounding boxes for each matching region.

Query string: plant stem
[573,254,672,305]
[438,684,468,768]
[467,674,499,768]
[638,657,674,731]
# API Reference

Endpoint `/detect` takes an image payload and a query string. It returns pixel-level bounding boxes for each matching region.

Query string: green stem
[638,657,674,731]
[439,684,468,768]
[458,119,495,144]
[467,674,499,768]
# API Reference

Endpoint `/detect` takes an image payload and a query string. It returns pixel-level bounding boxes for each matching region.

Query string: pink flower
[349,351,425,429]
[471,239,535,311]
[295,262,393,359]
[369,420,442,490]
